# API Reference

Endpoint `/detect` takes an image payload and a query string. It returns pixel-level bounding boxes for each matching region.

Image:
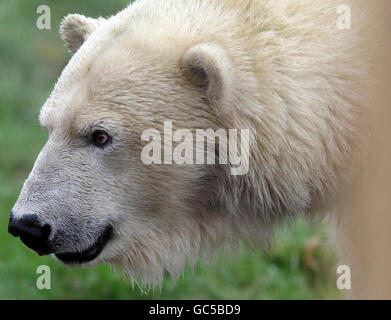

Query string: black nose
[8,212,52,256]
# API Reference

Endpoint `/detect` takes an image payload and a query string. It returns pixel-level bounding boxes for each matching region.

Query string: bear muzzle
[8,210,114,264]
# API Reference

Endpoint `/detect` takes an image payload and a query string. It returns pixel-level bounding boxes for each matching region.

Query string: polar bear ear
[181,43,234,104]
[60,14,105,54]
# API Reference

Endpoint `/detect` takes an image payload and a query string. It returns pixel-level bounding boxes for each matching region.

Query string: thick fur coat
[10,0,381,287]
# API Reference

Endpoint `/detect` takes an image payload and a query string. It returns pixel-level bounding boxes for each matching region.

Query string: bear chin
[54,225,113,265]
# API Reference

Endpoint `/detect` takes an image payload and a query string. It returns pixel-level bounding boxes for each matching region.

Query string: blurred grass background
[0,0,342,299]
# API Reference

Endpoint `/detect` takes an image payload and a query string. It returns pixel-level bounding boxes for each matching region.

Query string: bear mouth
[55,225,113,265]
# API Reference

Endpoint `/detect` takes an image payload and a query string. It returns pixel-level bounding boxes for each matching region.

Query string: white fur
[12,0,380,287]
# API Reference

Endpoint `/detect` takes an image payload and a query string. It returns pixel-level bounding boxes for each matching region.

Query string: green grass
[0,0,342,299]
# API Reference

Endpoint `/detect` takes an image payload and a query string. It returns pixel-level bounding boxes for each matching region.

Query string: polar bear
[8,0,380,287]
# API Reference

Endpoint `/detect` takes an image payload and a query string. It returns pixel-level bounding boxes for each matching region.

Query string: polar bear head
[8,6,270,286]
[9,0,368,286]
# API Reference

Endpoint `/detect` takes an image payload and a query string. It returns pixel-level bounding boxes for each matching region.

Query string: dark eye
[92,130,110,148]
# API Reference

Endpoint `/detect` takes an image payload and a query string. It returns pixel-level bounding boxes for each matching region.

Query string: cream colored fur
[13,0,381,288]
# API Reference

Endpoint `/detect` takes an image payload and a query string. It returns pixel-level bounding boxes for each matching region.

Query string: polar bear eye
[92,130,110,148]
